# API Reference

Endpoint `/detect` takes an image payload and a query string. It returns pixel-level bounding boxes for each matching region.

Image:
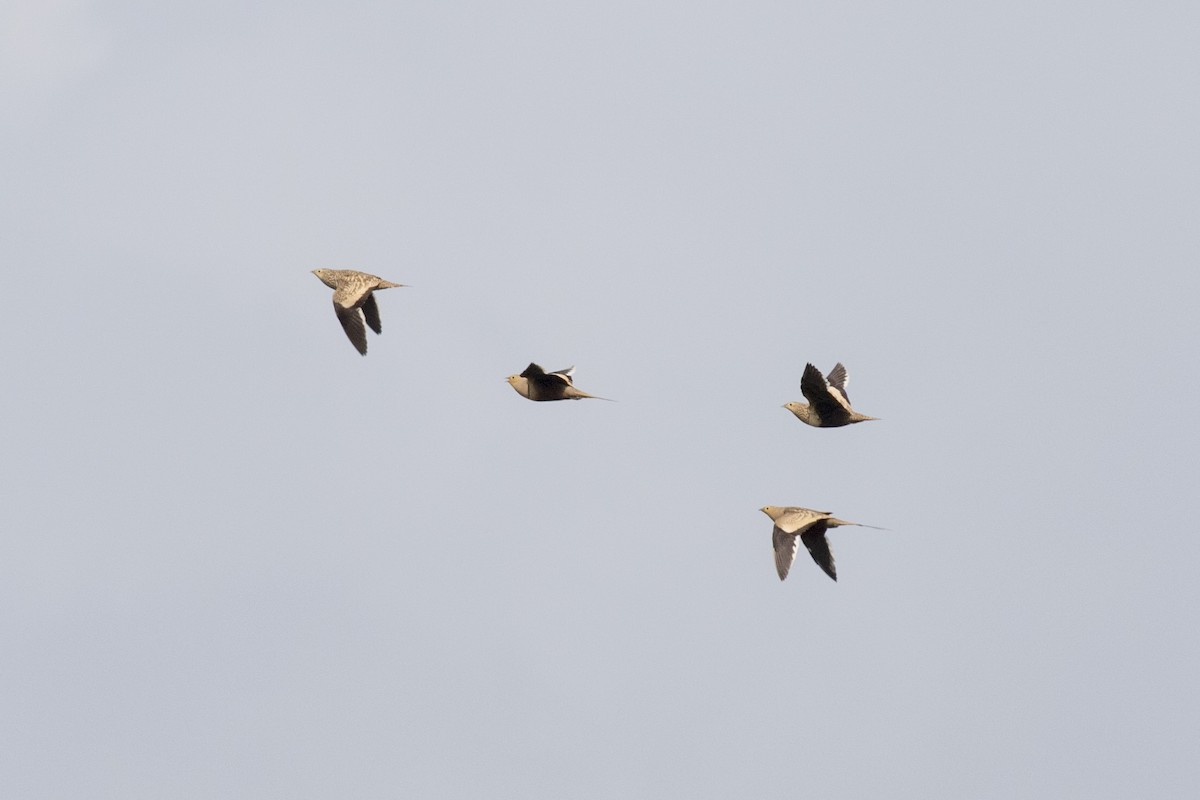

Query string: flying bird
[311,269,405,355]
[760,505,883,581]
[784,362,878,427]
[505,363,611,401]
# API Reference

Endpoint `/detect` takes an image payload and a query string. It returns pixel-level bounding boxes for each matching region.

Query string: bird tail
[378,281,407,289]
[828,518,887,530]
[567,388,615,402]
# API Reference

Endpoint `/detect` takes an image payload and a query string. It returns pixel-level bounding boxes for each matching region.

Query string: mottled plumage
[760,505,882,581]
[505,363,611,401]
[311,269,405,355]
[784,362,878,427]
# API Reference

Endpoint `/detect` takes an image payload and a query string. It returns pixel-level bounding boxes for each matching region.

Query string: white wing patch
[826,384,853,412]
[550,366,576,385]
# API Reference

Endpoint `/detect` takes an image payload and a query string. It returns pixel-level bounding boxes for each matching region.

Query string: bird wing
[772,527,800,580]
[800,363,852,415]
[548,366,576,386]
[825,362,851,404]
[516,364,553,398]
[800,525,837,581]
[332,276,373,310]
[520,363,548,380]
[362,292,384,334]
[772,506,827,534]
[334,303,368,355]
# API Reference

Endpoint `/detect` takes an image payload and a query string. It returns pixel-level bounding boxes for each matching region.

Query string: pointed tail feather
[828,518,887,530]
[568,389,616,401]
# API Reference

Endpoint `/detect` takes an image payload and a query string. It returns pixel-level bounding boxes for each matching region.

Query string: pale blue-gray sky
[3,1,1199,797]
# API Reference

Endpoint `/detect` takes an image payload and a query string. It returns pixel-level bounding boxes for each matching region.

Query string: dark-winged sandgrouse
[784,362,878,427]
[505,363,611,401]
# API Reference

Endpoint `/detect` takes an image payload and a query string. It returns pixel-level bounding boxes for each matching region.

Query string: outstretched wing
[825,362,851,404]
[800,363,852,416]
[334,303,368,355]
[772,527,800,580]
[361,292,383,334]
[800,524,837,581]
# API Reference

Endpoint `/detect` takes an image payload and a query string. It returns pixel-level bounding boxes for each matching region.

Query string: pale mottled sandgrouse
[311,269,405,355]
[760,505,882,581]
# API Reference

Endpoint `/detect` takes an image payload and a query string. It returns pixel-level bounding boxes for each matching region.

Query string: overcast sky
[3,1,1199,797]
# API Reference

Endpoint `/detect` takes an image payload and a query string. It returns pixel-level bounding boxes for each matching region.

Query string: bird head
[311,269,338,289]
[783,402,814,422]
[505,374,529,398]
[760,506,783,521]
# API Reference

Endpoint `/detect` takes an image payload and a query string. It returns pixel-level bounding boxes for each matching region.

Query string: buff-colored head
[311,268,340,289]
[506,374,530,398]
[783,402,819,426]
[760,505,785,521]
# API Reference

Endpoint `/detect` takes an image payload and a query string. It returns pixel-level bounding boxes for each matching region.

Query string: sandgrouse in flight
[784,362,878,427]
[505,363,611,401]
[311,269,405,355]
[760,505,882,582]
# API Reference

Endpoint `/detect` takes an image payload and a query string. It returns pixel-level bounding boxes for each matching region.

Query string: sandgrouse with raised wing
[505,363,611,402]
[784,362,878,427]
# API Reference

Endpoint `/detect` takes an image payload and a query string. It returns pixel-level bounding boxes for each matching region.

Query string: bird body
[311,269,405,355]
[785,362,877,427]
[760,505,881,581]
[506,363,611,401]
